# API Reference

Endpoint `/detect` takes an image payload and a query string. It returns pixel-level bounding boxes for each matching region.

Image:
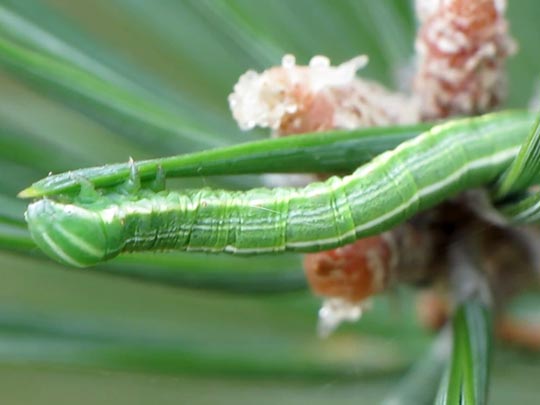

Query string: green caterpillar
[24,111,533,267]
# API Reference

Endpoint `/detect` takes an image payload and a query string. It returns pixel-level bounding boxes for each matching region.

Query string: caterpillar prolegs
[24,112,532,267]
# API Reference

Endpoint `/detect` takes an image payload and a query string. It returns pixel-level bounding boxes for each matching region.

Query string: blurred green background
[1,1,540,403]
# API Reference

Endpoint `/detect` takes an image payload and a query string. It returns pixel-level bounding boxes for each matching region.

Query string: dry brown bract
[229,54,418,136]
[414,0,516,119]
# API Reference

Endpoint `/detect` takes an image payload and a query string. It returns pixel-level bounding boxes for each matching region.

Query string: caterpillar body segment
[25,112,532,267]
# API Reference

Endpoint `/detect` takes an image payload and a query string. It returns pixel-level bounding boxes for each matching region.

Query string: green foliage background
[1,1,540,403]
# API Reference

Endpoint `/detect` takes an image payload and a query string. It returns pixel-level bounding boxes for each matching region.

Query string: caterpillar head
[25,198,117,267]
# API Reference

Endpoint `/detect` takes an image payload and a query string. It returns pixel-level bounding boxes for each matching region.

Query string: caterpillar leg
[70,174,100,204]
[117,157,141,194]
[150,165,166,192]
